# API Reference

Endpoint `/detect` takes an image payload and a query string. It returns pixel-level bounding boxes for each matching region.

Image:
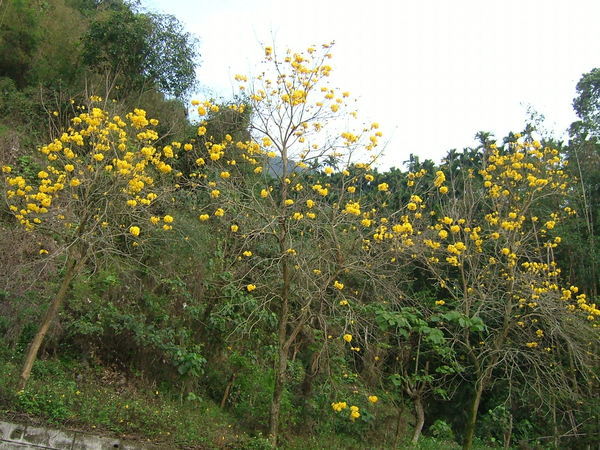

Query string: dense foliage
[0,1,598,449]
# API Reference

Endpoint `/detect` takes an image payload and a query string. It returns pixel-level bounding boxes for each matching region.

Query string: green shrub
[429,419,455,441]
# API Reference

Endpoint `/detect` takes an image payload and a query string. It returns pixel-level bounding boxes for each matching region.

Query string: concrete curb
[0,420,161,449]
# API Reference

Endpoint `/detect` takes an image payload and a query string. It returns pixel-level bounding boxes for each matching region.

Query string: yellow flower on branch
[331,401,347,412]
[434,171,446,187]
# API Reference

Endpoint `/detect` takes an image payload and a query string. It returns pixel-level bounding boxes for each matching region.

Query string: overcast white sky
[144,0,600,169]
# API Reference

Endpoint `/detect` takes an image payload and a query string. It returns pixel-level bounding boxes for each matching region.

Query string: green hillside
[0,1,598,448]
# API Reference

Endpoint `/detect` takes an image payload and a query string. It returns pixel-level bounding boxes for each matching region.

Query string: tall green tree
[565,68,600,297]
[571,68,600,140]
[0,0,42,87]
[81,6,199,98]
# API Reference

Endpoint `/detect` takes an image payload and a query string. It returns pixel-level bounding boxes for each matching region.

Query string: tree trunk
[268,255,290,447]
[19,255,80,390]
[220,373,236,409]
[463,380,484,450]
[300,348,318,397]
[394,404,406,448]
[503,413,512,449]
[411,395,425,444]
[269,342,288,446]
[552,398,559,449]
[269,312,289,446]
[269,144,292,447]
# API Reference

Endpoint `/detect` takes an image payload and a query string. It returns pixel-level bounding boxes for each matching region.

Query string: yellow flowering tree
[1,99,180,389]
[389,138,599,448]
[185,43,391,444]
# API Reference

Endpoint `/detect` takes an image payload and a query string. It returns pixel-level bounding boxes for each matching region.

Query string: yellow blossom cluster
[3,102,176,236]
[331,401,347,412]
[331,402,361,421]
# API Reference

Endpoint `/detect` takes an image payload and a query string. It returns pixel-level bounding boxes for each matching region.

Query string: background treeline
[0,0,598,448]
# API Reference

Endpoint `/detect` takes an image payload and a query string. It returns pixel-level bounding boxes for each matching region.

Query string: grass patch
[0,353,248,448]
[0,350,495,449]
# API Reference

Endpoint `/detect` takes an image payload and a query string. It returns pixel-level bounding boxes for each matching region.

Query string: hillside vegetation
[0,1,598,448]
